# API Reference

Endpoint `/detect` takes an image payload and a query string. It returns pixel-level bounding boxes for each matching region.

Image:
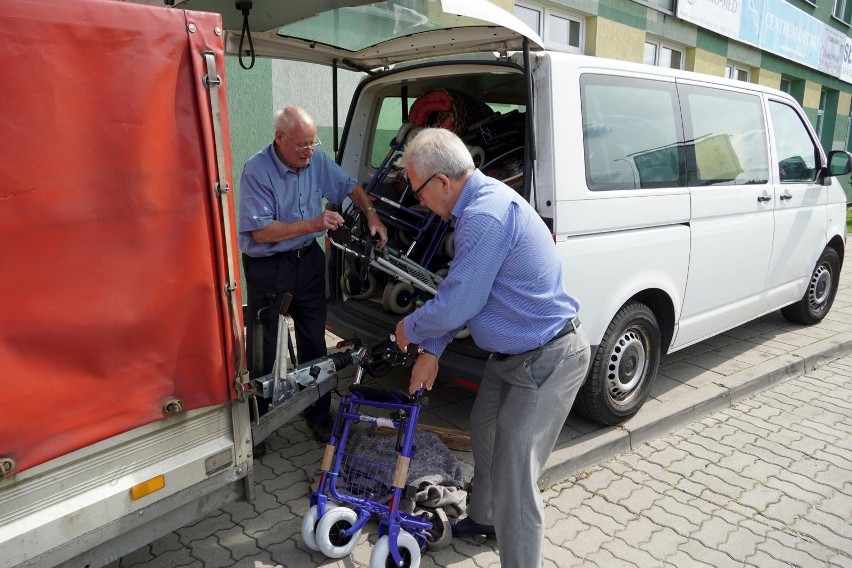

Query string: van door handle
[757,192,771,202]
[779,192,792,201]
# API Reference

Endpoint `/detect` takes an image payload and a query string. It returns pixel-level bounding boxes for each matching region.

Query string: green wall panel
[226,56,273,199]
[695,28,728,57]
[598,0,646,30]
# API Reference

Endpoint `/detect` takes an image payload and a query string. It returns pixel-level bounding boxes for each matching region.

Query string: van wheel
[575,302,660,425]
[781,247,841,325]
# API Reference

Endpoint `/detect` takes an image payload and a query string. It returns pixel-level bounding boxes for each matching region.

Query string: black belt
[250,243,316,261]
[551,317,580,343]
[493,317,580,359]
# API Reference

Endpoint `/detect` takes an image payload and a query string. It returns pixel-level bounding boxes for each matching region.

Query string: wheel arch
[625,288,676,355]
[827,234,845,271]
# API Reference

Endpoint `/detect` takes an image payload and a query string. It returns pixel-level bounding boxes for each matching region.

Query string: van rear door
[130,0,542,70]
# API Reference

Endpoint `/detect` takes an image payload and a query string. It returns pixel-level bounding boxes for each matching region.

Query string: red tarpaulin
[0,0,242,474]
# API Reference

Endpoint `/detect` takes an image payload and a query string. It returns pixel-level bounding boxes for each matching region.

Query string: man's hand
[409,352,439,394]
[314,210,345,232]
[366,211,388,249]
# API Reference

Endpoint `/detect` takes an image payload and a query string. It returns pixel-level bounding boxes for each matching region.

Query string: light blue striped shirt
[403,170,580,357]
[238,144,356,257]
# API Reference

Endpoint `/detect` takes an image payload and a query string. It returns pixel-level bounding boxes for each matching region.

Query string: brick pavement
[110,246,852,567]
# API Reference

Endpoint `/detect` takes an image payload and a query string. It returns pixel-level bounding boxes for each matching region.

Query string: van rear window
[581,75,686,191]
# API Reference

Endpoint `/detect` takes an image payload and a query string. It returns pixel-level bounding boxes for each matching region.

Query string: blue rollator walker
[301,338,432,567]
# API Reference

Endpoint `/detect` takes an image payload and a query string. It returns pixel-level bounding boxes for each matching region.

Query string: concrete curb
[539,332,852,489]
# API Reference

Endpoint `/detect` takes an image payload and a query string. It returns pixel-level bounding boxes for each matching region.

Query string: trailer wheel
[316,507,361,559]
[369,530,421,568]
[301,505,321,552]
[781,247,841,325]
[574,302,660,425]
[382,281,416,314]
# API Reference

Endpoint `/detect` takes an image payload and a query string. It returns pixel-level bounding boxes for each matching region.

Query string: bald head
[274,106,315,133]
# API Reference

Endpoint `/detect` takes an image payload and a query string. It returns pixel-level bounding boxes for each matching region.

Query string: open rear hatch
[131,0,541,70]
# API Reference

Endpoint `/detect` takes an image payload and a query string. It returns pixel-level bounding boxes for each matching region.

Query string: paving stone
[760,493,813,525]
[583,546,643,568]
[601,536,666,567]
[176,512,234,545]
[185,535,233,568]
[215,525,262,561]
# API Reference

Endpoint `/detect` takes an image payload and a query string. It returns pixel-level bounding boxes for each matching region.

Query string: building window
[833,0,852,24]
[725,64,751,82]
[644,40,683,69]
[515,3,583,53]
[815,90,827,139]
[780,78,792,93]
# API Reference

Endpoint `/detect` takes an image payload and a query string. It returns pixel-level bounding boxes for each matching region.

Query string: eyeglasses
[410,172,439,202]
[280,130,322,153]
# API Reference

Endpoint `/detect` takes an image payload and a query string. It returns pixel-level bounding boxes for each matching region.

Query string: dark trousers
[243,241,330,424]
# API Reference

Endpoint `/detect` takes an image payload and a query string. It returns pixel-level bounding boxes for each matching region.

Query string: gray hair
[399,128,474,180]
[274,106,315,132]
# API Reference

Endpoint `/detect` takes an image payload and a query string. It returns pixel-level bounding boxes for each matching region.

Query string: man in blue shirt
[239,106,387,443]
[394,128,590,568]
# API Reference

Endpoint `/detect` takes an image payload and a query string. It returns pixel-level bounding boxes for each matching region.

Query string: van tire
[575,302,661,425]
[780,247,841,325]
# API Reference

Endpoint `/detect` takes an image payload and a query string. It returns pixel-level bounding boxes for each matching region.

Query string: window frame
[725,63,751,83]
[514,2,584,53]
[644,38,684,70]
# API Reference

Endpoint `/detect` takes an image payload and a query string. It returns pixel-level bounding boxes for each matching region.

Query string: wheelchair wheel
[300,505,320,552]
[316,506,362,559]
[382,281,416,314]
[369,530,421,568]
[341,270,377,300]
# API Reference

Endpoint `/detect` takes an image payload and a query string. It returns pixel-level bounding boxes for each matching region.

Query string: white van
[217,0,850,425]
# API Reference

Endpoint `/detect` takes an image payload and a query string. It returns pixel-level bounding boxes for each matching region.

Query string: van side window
[768,101,819,183]
[371,97,411,168]
[680,85,769,186]
[581,75,685,191]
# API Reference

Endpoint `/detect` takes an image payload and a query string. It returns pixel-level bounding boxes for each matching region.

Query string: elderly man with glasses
[394,127,590,568]
[238,106,387,445]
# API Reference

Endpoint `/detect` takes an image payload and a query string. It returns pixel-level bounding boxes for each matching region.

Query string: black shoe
[307,417,333,443]
[252,442,267,459]
[450,516,496,538]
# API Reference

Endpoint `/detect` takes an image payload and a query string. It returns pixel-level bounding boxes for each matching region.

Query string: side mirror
[826,150,852,177]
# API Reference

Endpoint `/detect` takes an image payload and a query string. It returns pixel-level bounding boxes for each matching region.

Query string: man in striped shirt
[395,128,591,568]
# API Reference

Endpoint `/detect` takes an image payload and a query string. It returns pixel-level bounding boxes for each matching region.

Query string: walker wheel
[316,506,362,559]
[369,530,421,568]
[382,281,416,315]
[300,505,320,552]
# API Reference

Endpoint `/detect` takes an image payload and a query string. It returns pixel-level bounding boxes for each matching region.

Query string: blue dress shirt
[238,143,356,257]
[403,170,580,357]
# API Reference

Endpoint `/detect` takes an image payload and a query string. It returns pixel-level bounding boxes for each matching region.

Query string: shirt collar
[451,169,486,222]
[265,141,312,176]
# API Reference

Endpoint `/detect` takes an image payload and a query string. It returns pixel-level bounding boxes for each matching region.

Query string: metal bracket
[0,457,16,479]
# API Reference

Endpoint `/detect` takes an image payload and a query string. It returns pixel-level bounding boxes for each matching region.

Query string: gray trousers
[468,326,590,568]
